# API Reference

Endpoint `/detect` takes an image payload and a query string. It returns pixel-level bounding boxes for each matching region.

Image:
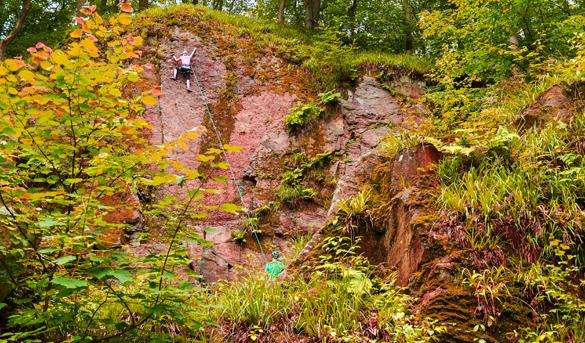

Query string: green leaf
[219,203,242,214]
[52,277,88,289]
[91,268,133,284]
[108,270,133,284]
[39,247,59,254]
[54,256,76,266]
[38,217,64,228]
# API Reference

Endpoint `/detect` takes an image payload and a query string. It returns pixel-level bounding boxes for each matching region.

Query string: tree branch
[0,0,32,60]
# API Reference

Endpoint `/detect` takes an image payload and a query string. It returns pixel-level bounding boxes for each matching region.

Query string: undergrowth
[208,235,443,342]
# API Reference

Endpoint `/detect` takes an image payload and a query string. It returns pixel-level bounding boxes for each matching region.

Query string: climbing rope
[191,67,267,264]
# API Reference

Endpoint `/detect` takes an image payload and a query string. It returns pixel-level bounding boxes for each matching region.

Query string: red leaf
[35,42,46,49]
[88,35,98,42]
[27,47,37,53]
[120,2,133,13]
[75,17,84,25]
[90,5,96,12]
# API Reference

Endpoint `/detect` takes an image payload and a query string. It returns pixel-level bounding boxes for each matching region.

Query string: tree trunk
[192,0,199,4]
[277,0,286,23]
[138,0,149,11]
[348,0,358,38]
[303,0,320,30]
[402,0,414,52]
[212,0,224,11]
[0,0,32,60]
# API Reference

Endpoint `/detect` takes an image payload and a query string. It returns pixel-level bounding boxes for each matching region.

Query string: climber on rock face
[171,47,197,92]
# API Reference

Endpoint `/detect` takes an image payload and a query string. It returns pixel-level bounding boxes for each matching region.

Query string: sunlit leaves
[70,29,83,38]
[119,13,132,25]
[4,59,24,71]
[142,95,157,105]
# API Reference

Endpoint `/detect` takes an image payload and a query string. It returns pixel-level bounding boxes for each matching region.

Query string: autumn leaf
[119,13,132,25]
[70,29,83,38]
[132,36,143,46]
[223,144,243,153]
[50,50,69,65]
[142,95,157,105]
[18,69,35,82]
[4,59,25,71]
[120,2,133,13]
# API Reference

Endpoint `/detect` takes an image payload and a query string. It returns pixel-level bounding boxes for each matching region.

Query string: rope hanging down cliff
[191,67,267,265]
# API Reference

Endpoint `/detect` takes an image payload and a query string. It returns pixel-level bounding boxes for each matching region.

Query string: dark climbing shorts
[177,66,191,80]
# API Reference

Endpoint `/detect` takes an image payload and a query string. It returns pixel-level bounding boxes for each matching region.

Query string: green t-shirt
[265,259,285,278]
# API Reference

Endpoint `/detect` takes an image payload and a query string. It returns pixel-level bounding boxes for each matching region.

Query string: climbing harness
[191,68,267,265]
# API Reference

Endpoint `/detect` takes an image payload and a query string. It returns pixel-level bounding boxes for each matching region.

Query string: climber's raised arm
[189,47,197,58]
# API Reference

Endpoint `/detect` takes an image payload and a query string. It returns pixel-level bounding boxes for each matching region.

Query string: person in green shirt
[265,251,285,278]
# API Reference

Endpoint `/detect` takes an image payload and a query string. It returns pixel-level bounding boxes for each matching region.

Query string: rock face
[139,24,430,281]
[516,84,579,129]
[359,144,442,286]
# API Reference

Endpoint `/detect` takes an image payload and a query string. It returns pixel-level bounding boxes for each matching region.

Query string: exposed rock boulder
[516,84,579,129]
[359,144,442,285]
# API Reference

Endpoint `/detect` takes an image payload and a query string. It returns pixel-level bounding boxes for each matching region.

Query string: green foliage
[275,151,335,206]
[210,236,443,341]
[231,228,247,244]
[284,102,324,133]
[318,89,342,104]
[336,187,373,233]
[1,0,77,57]
[379,131,421,159]
[420,0,585,84]
[0,6,216,341]
[515,242,585,342]
[275,183,317,205]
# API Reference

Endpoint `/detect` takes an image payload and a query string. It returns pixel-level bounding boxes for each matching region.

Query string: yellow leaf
[80,38,99,57]
[5,59,24,72]
[0,66,8,76]
[18,69,35,82]
[118,13,132,25]
[70,29,83,38]
[93,13,104,25]
[142,95,157,105]
[40,61,53,71]
[132,36,143,46]
[197,154,215,162]
[223,144,243,153]
[50,50,69,65]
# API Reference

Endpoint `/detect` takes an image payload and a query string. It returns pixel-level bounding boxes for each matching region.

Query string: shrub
[284,102,324,134]
[318,90,342,105]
